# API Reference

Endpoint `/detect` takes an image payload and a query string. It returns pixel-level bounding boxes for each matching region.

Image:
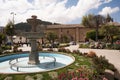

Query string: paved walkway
[65,44,120,73]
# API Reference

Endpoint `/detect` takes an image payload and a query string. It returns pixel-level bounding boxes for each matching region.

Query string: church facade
[46,24,94,42]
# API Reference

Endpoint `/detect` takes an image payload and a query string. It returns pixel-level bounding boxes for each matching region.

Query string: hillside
[15,19,60,32]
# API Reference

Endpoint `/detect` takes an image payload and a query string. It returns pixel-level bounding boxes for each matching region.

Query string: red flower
[78,78,84,80]
[80,72,83,77]
[84,78,89,80]
[103,77,108,80]
[71,77,78,80]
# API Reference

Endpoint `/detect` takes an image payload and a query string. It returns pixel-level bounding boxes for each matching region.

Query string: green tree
[100,24,120,44]
[0,33,6,47]
[82,14,105,27]
[86,30,104,41]
[86,30,96,41]
[0,33,6,54]
[61,35,70,43]
[4,21,15,45]
[82,14,95,27]
[46,32,58,44]
[82,14,105,41]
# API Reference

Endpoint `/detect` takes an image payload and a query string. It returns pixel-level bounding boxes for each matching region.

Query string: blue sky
[0,0,120,26]
[89,0,120,22]
[65,0,78,8]
[67,0,120,24]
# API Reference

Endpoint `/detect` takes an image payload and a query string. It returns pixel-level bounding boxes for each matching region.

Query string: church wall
[46,26,94,42]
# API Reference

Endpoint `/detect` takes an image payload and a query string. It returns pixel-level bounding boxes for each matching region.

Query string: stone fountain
[0,15,74,74]
[22,15,46,65]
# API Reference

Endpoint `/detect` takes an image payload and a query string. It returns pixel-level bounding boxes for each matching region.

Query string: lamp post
[94,15,105,42]
[94,15,101,42]
[95,16,99,42]
[10,12,16,45]
[11,12,16,24]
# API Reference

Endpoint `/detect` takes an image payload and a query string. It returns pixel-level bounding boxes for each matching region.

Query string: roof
[0,27,4,33]
[47,24,85,29]
[0,26,4,28]
[107,22,120,26]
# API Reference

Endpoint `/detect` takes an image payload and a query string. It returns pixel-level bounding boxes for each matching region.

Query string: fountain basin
[0,52,75,74]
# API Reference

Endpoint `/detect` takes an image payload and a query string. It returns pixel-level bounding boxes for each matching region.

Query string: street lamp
[11,12,16,24]
[10,12,16,45]
[94,15,101,42]
[94,15,106,42]
[94,16,99,42]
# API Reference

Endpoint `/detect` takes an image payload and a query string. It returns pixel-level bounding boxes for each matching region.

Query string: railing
[9,56,56,71]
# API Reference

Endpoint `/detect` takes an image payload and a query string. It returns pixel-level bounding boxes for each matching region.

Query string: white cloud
[0,0,114,26]
[99,7,120,15]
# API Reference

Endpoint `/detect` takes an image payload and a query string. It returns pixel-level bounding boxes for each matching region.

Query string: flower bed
[58,66,90,80]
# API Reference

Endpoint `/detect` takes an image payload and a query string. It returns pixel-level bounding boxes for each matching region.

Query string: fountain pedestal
[28,39,39,65]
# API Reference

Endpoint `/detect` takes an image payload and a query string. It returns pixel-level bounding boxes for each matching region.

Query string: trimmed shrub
[0,47,3,54]
[58,48,66,52]
[106,43,113,49]
[72,50,82,55]
[47,48,53,51]
[13,45,19,52]
[83,52,88,56]
[19,49,23,52]
[87,51,96,58]
[1,45,11,50]
[58,48,71,53]
[79,44,89,48]
[38,47,43,51]
[59,43,69,48]
[92,56,116,74]
[65,49,71,53]
[113,44,120,50]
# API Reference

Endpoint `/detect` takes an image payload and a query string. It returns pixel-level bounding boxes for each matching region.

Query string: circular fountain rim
[0,52,75,74]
